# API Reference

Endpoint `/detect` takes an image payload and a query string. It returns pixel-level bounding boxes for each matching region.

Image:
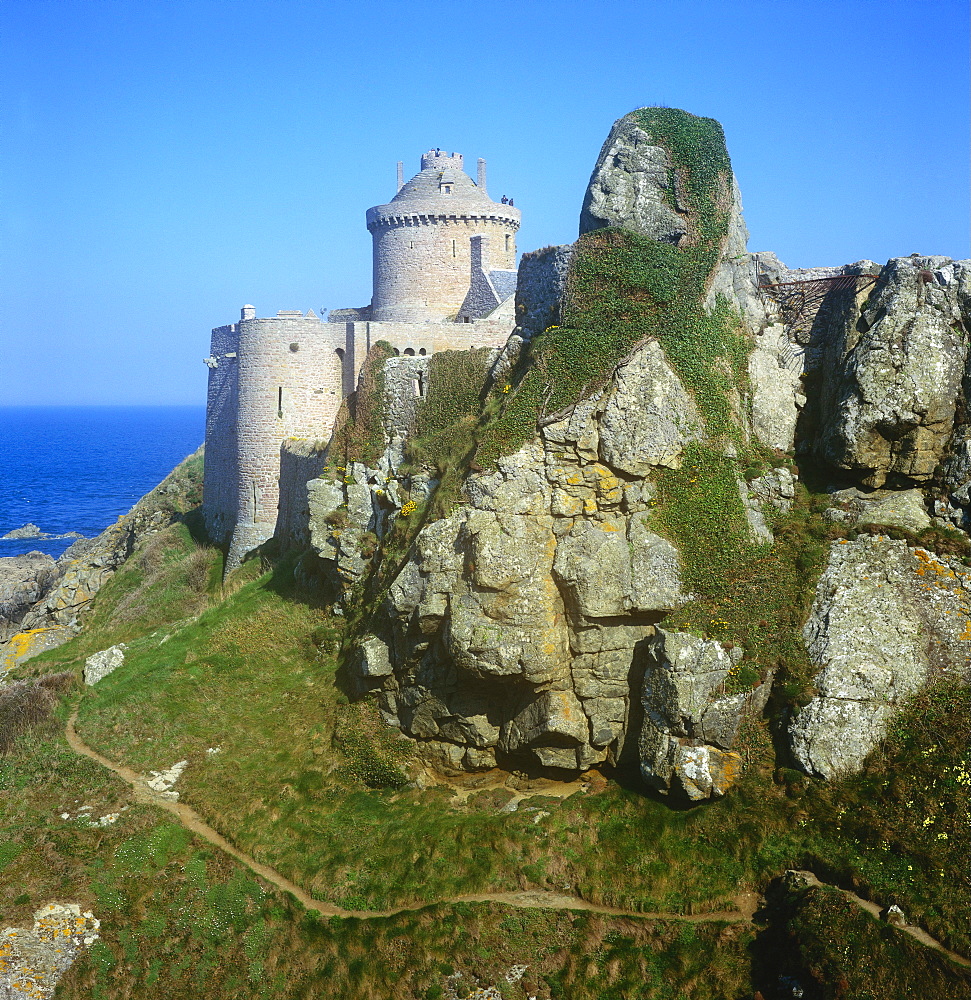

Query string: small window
[443,185,452,194]
[452,239,456,257]
[505,234,510,252]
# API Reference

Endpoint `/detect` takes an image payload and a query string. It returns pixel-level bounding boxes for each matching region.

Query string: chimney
[477,158,487,193]
[396,161,404,192]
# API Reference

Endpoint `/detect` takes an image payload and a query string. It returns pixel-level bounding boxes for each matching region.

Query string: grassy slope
[2,107,969,996]
[0,508,965,997]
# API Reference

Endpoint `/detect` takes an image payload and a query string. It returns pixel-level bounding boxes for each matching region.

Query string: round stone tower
[366,150,521,323]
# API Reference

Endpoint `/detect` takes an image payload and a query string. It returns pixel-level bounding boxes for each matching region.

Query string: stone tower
[366,150,521,323]
[203,145,522,572]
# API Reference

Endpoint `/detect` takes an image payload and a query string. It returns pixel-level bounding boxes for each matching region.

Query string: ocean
[0,406,206,560]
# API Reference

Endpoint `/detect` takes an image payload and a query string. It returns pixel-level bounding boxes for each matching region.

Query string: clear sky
[1,0,967,406]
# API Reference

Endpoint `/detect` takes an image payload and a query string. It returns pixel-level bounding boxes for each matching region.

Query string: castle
[202,149,522,568]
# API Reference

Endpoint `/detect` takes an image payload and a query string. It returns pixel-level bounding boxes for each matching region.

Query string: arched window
[404,348,416,357]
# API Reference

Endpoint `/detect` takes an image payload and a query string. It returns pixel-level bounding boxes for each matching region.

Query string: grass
[4,105,970,998]
[1,503,968,996]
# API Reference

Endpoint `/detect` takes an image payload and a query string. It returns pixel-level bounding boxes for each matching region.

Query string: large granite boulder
[579,114,688,243]
[817,256,971,487]
[789,534,971,778]
[639,629,771,800]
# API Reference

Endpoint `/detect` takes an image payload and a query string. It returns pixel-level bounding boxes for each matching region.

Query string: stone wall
[202,323,239,545]
[368,215,518,323]
[201,308,345,570]
[514,244,574,339]
[275,439,330,551]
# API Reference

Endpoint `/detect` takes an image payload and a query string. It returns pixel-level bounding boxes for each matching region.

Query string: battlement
[420,149,463,171]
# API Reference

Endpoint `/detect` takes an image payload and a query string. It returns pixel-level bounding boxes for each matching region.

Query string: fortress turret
[366,150,521,323]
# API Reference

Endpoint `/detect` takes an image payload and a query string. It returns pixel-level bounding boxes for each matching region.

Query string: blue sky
[1,0,967,405]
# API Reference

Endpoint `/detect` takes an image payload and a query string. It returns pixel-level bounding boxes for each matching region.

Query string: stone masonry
[203,149,521,569]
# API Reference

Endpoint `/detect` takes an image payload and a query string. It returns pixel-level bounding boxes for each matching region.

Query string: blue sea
[0,406,206,560]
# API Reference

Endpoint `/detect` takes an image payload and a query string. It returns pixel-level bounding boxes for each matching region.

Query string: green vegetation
[759,881,971,999]
[1,484,968,996]
[328,341,397,467]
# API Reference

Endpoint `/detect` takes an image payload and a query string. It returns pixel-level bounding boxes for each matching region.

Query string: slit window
[505,234,510,252]
[452,239,456,257]
[277,387,283,417]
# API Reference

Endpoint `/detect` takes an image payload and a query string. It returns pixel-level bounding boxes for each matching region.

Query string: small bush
[0,672,73,753]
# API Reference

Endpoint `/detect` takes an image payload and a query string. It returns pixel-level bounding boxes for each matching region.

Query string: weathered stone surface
[465,441,551,515]
[83,644,127,686]
[0,903,100,1000]
[738,478,774,545]
[747,467,797,515]
[501,689,594,770]
[817,257,971,486]
[598,341,703,475]
[0,626,78,679]
[824,487,931,535]
[639,629,769,800]
[351,636,393,679]
[579,115,687,244]
[789,534,971,778]
[747,324,805,451]
[0,553,57,640]
[553,516,686,617]
[514,244,574,340]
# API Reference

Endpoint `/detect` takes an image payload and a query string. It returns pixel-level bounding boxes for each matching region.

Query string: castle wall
[369,215,518,323]
[220,310,345,569]
[338,317,514,391]
[202,323,240,545]
[275,439,330,550]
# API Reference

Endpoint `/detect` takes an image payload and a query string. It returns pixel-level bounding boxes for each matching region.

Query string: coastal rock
[0,903,100,1000]
[579,114,688,244]
[789,534,971,778]
[0,553,58,639]
[1,523,84,541]
[639,629,770,800]
[823,487,931,535]
[817,257,971,486]
[83,644,127,686]
[14,447,203,637]
[552,515,686,617]
[598,341,703,475]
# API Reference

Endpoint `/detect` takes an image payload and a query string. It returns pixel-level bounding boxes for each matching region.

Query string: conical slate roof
[367,151,520,229]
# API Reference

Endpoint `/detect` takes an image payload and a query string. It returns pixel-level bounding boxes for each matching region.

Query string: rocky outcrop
[789,534,971,778]
[14,448,203,637]
[336,334,755,789]
[0,903,100,999]
[83,644,127,686]
[579,115,689,244]
[1,524,84,541]
[813,256,971,487]
[0,553,58,641]
[640,629,771,800]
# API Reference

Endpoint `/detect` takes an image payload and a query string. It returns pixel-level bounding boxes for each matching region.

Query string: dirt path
[64,709,970,966]
[787,871,970,969]
[65,709,750,924]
